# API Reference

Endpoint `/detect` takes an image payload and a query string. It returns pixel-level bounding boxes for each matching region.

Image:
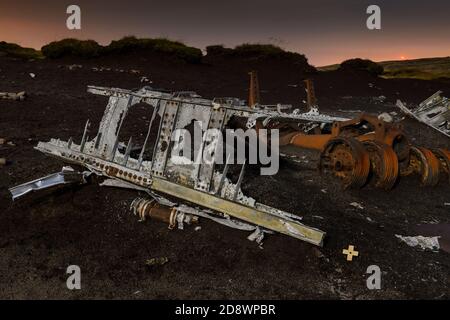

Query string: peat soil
[0,54,449,299]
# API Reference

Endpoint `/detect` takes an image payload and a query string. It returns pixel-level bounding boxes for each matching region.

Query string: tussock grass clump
[41,36,203,63]
[207,43,307,60]
[37,37,318,69]
[206,43,314,71]
[0,41,43,59]
[41,39,102,58]
[233,44,288,57]
[340,58,384,76]
[106,36,203,63]
[205,45,233,56]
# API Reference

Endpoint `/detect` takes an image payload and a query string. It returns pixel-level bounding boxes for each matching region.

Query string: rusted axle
[244,113,449,189]
[131,198,198,229]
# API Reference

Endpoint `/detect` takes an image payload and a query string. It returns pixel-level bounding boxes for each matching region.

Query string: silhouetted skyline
[0,0,449,65]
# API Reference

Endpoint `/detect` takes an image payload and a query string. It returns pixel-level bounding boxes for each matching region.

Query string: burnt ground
[0,54,449,299]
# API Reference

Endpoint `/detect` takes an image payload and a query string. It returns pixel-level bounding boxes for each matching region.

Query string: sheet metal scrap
[0,91,26,101]
[9,166,91,200]
[10,85,335,246]
[397,91,450,138]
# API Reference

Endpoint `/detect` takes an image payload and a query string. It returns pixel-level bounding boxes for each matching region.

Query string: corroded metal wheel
[405,146,441,186]
[433,148,450,184]
[319,137,370,189]
[363,141,399,190]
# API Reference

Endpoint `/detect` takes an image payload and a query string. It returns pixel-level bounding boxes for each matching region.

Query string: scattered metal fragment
[0,91,26,101]
[378,112,393,123]
[397,91,450,138]
[67,64,82,70]
[373,95,386,103]
[9,166,91,200]
[146,257,169,266]
[414,224,450,253]
[349,202,364,210]
[92,66,111,72]
[247,227,265,245]
[395,235,440,252]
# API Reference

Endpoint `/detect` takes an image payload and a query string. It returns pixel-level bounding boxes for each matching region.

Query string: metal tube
[138,102,159,168]
[216,153,231,195]
[233,159,247,201]
[123,137,133,166]
[80,119,90,152]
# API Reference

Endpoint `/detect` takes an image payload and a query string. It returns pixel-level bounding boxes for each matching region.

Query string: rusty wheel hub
[404,146,440,186]
[363,141,399,190]
[432,148,450,184]
[319,137,370,189]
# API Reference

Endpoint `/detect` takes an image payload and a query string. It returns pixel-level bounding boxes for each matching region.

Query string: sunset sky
[0,0,449,66]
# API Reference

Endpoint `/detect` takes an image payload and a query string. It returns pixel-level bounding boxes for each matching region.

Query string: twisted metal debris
[10,85,347,246]
[9,80,449,249]
[0,91,26,101]
[236,75,450,189]
[397,91,450,138]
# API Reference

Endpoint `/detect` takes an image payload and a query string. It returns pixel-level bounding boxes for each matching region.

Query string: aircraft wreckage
[397,91,450,138]
[9,82,450,247]
[241,77,450,189]
[10,85,342,246]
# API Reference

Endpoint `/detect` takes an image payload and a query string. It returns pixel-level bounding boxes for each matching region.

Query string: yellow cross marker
[343,245,359,261]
